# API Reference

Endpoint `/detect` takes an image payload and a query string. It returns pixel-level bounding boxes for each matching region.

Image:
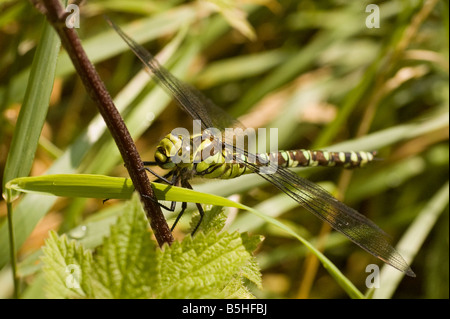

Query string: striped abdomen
[265,149,376,169]
[194,149,375,179]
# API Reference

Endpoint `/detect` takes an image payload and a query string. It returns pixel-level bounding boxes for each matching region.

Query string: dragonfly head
[154,133,191,169]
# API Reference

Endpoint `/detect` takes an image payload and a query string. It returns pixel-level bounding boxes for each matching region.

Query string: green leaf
[189,205,228,234]
[156,230,256,298]
[239,232,264,289]
[41,195,158,299]
[221,277,256,299]
[41,231,94,299]
[90,194,158,299]
[41,194,261,299]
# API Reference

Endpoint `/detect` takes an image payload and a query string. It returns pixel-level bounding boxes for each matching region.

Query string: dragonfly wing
[234,147,415,276]
[107,18,244,131]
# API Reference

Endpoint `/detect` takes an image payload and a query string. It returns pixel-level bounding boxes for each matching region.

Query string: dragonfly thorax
[155,132,231,173]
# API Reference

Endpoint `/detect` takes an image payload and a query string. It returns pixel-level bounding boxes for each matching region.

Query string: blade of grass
[1,13,64,298]
[2,19,61,196]
[194,49,290,88]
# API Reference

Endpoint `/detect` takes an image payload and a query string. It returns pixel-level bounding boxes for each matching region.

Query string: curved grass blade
[2,20,61,199]
[6,175,134,200]
[5,174,243,207]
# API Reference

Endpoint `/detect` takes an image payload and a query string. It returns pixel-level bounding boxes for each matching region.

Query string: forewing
[107,18,244,131]
[233,146,414,276]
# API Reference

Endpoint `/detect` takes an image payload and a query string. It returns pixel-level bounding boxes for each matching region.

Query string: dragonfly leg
[144,167,174,184]
[171,201,186,231]
[158,199,177,212]
[141,193,175,211]
[142,171,178,211]
[180,180,204,235]
[142,161,175,183]
[191,203,204,235]
[171,201,204,235]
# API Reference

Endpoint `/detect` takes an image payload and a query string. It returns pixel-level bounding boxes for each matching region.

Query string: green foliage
[41,195,262,299]
[41,232,94,299]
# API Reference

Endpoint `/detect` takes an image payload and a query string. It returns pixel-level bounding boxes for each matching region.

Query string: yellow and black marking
[275,149,375,169]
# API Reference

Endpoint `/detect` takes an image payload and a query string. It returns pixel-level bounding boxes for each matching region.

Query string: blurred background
[0,0,448,298]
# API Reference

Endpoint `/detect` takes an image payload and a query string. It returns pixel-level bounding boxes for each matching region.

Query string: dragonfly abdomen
[194,149,375,179]
[273,149,375,168]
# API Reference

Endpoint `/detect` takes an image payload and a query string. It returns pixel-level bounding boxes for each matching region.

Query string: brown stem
[35,0,173,247]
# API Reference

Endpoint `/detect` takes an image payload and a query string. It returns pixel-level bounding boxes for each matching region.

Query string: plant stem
[7,200,19,299]
[34,0,173,247]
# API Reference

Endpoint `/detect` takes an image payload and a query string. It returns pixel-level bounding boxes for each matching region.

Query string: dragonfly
[107,19,415,277]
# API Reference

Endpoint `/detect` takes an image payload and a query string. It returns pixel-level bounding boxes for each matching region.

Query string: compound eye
[154,147,168,165]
